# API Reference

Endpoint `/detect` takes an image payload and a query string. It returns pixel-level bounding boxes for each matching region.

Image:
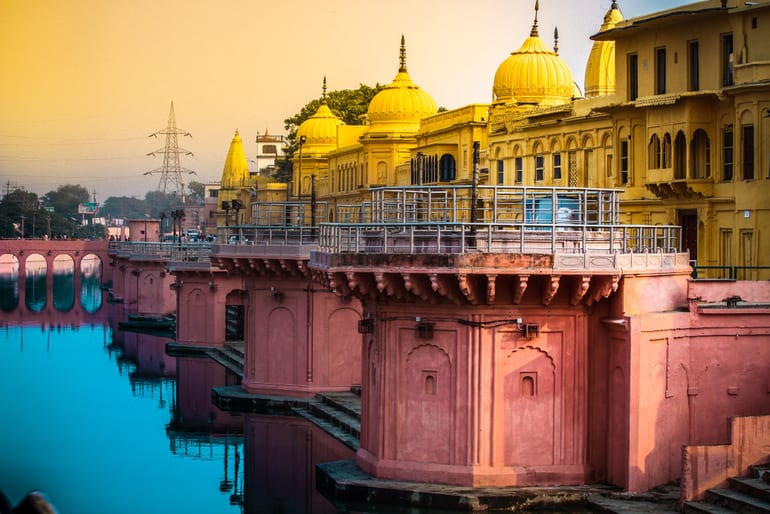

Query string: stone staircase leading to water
[207,342,245,378]
[292,391,361,451]
[683,466,770,513]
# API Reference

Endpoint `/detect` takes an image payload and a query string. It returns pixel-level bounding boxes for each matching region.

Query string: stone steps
[207,343,244,378]
[292,390,361,451]
[684,465,770,513]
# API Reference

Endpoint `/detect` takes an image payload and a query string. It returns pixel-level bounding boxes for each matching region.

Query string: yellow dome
[296,78,344,151]
[367,36,437,129]
[585,1,623,97]
[493,7,575,107]
[220,129,250,189]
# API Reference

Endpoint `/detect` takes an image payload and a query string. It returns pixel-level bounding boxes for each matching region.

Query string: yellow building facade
[270,0,769,277]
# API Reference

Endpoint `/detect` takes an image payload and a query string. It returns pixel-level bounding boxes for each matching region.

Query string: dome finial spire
[530,0,540,37]
[554,26,559,55]
[611,0,618,8]
[322,76,328,104]
[399,34,407,72]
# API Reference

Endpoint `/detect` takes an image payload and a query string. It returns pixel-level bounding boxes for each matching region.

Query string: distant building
[253,131,287,178]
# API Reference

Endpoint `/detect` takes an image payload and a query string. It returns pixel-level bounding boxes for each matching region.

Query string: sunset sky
[0,0,690,202]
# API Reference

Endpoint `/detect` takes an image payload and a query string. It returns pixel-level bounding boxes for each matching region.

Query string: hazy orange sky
[0,0,689,202]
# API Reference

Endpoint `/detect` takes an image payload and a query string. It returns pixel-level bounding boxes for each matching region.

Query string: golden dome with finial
[367,35,437,129]
[493,0,576,107]
[220,129,251,189]
[296,77,344,149]
[585,1,623,97]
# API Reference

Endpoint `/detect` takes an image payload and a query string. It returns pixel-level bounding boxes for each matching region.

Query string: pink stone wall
[682,415,770,502]
[618,276,770,493]
[688,280,770,303]
[358,303,590,487]
[240,276,362,397]
[175,272,243,346]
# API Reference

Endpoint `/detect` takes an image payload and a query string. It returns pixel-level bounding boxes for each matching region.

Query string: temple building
[243,0,770,278]
[217,130,253,228]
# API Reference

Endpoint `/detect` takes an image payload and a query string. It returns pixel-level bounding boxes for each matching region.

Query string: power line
[143,101,196,200]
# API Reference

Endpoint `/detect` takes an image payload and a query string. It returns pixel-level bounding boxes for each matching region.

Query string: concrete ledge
[318,459,620,512]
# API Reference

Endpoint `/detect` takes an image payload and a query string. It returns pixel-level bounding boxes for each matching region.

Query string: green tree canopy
[273,83,384,183]
[41,184,91,220]
[186,180,205,205]
[99,196,148,221]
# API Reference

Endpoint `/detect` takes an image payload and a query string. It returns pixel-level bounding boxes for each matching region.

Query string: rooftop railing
[317,221,681,255]
[108,187,680,259]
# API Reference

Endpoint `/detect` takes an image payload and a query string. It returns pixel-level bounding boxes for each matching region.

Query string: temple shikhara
[97,0,770,510]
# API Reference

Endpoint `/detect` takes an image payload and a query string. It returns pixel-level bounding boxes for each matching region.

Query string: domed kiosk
[492,1,576,108]
[366,35,437,134]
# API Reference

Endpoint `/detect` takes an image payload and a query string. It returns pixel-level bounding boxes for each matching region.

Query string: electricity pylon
[144,101,196,201]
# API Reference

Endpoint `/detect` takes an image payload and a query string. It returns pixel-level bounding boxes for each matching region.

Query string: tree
[41,184,91,220]
[0,189,73,238]
[99,196,148,221]
[186,181,205,205]
[273,83,384,183]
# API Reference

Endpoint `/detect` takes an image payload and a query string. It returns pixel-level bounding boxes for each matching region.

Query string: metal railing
[364,185,622,225]
[691,264,770,280]
[318,222,681,255]
[108,241,212,262]
[216,225,319,246]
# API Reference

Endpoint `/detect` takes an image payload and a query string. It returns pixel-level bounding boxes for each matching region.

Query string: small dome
[220,129,250,189]
[367,36,437,129]
[296,78,344,151]
[493,4,575,107]
[585,1,623,97]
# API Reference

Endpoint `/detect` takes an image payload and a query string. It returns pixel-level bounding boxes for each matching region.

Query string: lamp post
[222,201,231,227]
[297,135,307,199]
[310,174,316,237]
[471,141,480,225]
[416,152,424,222]
[160,211,167,240]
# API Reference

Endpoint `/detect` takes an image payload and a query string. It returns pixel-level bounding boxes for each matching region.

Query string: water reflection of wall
[171,356,242,433]
[243,415,355,514]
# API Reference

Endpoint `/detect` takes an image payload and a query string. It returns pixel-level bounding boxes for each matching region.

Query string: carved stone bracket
[486,274,497,305]
[457,273,478,305]
[571,275,592,306]
[514,275,529,304]
[328,271,351,297]
[248,258,266,275]
[542,275,561,305]
[588,274,620,304]
[263,259,280,275]
[428,273,462,305]
[402,273,432,302]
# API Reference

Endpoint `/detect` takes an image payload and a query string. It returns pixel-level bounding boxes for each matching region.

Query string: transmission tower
[144,101,196,201]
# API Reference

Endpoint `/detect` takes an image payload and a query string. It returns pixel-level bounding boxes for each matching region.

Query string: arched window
[648,134,661,169]
[662,133,672,168]
[674,131,687,179]
[439,154,456,182]
[691,129,711,179]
